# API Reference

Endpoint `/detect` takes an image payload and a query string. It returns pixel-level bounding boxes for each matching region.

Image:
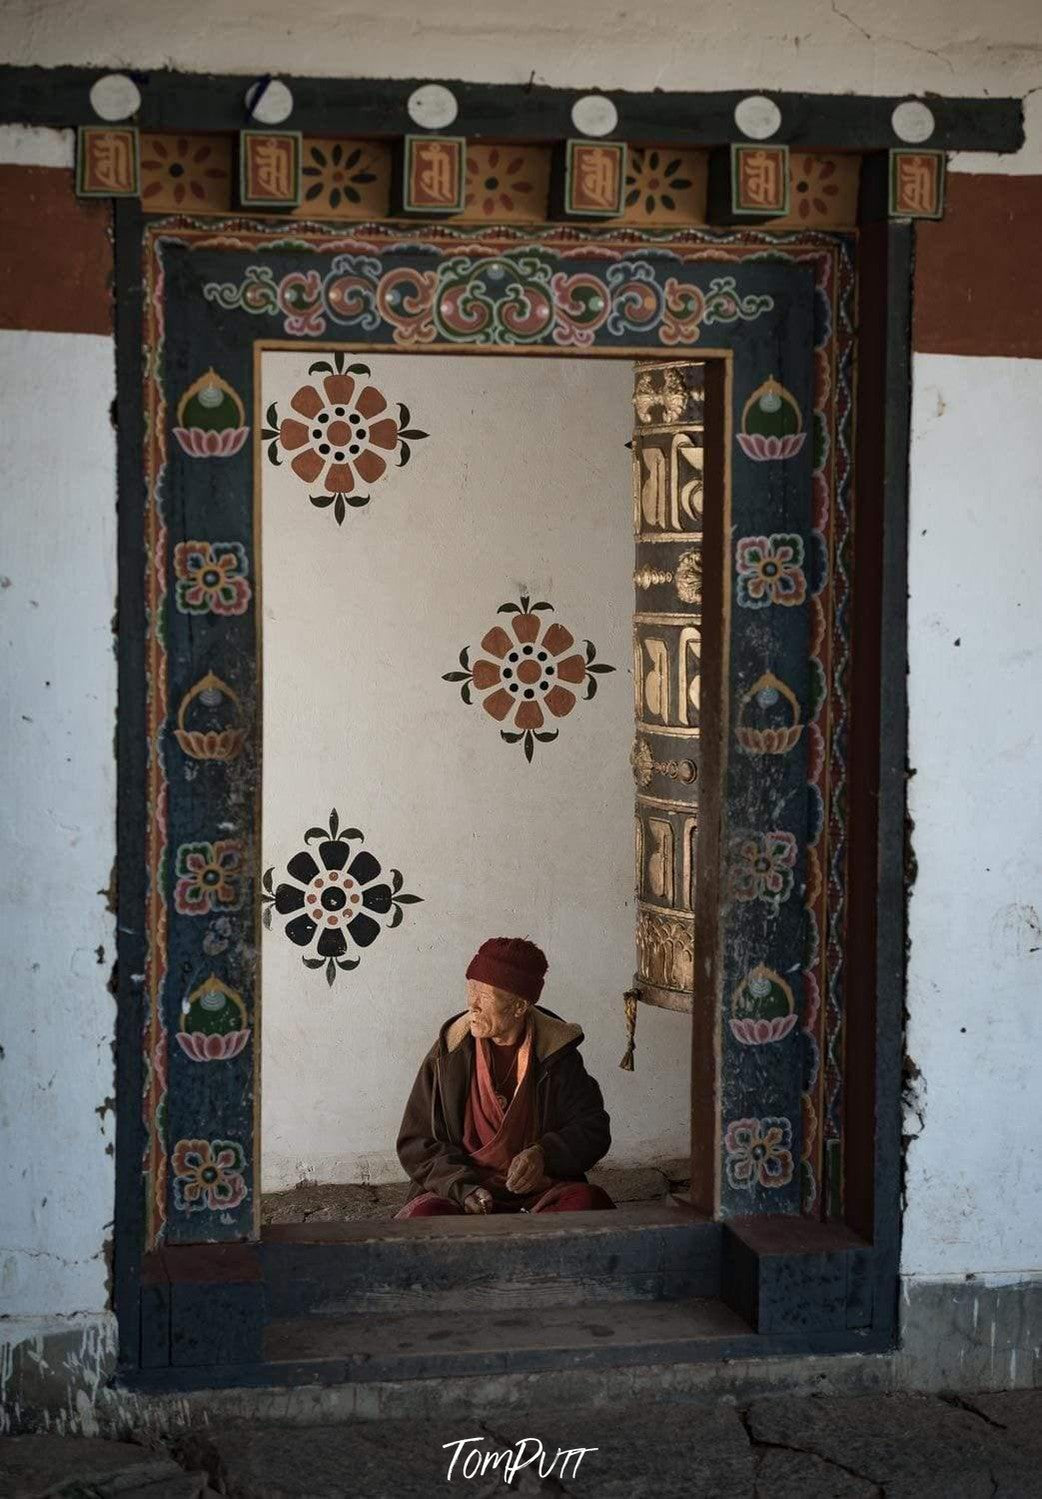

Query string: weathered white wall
[2,0,1041,171]
[0,327,117,1318]
[4,1,1041,173]
[903,355,1042,1280]
[261,352,691,1188]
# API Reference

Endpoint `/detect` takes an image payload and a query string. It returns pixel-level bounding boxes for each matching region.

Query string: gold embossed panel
[631,361,705,1011]
[632,428,704,539]
[633,617,701,732]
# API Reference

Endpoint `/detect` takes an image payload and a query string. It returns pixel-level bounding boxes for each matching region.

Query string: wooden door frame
[105,207,909,1381]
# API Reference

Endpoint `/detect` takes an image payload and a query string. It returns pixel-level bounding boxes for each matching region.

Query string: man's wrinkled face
[466,980,528,1042]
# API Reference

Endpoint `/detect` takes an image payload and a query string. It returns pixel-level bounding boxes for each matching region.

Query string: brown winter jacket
[396,1006,611,1206]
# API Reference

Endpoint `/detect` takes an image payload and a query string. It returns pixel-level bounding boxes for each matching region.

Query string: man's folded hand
[505,1143,549,1195]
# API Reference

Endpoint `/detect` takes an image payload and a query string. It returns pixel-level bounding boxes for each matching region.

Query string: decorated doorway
[134,218,853,1253]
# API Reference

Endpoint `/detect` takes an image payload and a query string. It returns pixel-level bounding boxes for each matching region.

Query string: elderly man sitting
[396,937,614,1217]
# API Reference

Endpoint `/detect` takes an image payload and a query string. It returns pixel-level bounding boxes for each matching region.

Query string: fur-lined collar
[441,1005,582,1061]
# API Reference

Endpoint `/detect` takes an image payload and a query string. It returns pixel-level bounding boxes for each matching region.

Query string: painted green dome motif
[730,964,797,1045]
[736,377,807,462]
[175,976,250,1061]
[734,966,792,1021]
[173,369,250,458]
[183,976,243,1036]
[742,376,802,439]
[178,369,244,432]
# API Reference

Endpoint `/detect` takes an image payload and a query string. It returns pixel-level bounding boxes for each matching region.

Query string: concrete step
[264,1296,754,1383]
[261,1203,721,1317]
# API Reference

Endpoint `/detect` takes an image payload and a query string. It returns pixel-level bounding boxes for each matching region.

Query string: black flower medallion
[262,809,422,986]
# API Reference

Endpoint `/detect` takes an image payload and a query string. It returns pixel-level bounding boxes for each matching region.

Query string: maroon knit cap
[466,937,548,1005]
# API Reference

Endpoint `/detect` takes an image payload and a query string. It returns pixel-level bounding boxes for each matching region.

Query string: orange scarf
[462,1018,536,1187]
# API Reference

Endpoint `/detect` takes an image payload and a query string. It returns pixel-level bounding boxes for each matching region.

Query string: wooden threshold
[261,1199,709,1245]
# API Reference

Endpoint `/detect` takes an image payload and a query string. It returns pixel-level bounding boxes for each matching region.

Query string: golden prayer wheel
[629,360,705,1020]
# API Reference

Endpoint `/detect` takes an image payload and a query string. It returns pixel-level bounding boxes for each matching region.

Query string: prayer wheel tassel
[619,990,640,1071]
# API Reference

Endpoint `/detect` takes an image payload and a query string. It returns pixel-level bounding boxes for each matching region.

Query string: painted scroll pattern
[204,253,774,347]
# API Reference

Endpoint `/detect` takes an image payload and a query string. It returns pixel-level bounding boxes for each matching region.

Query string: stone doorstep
[264,1295,753,1376]
[260,1205,719,1320]
[260,1162,690,1225]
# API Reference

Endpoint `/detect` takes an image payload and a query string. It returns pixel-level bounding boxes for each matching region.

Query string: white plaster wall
[261,353,691,1188]
[0,329,116,1316]
[2,0,1041,173]
[903,355,1042,1279]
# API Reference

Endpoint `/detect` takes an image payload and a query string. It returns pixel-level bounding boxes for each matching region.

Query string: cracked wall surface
[905,357,1042,1283]
[0,0,1040,158]
[0,310,116,1327]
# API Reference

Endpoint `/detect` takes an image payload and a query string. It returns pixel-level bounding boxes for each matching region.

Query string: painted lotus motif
[444,595,615,762]
[731,1015,797,1046]
[176,975,250,1063]
[736,376,806,462]
[176,427,249,457]
[730,830,798,904]
[177,1030,250,1062]
[736,673,803,756]
[735,534,807,609]
[172,1138,247,1213]
[729,964,798,1046]
[724,1116,795,1190]
[262,353,428,525]
[738,432,806,461]
[173,840,243,916]
[173,674,246,763]
[173,370,249,458]
[173,541,250,616]
[262,810,422,986]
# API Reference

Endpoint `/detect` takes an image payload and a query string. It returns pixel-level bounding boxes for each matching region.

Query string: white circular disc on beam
[407,84,459,130]
[245,78,295,125]
[734,95,782,140]
[571,94,619,137]
[89,73,141,122]
[891,100,936,143]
